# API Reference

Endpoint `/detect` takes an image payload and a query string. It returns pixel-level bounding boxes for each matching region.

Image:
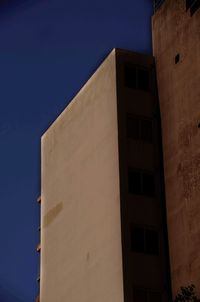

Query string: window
[133,288,161,302]
[190,0,200,15]
[175,54,180,64]
[128,170,142,195]
[143,173,155,197]
[124,64,150,91]
[124,65,137,89]
[186,0,195,10]
[140,119,153,142]
[133,288,148,302]
[138,68,149,91]
[145,229,159,255]
[149,292,161,302]
[127,116,140,140]
[131,227,145,253]
[131,226,159,255]
[126,115,153,142]
[128,169,155,197]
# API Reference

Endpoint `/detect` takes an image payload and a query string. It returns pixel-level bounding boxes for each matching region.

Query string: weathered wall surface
[41,50,124,302]
[152,0,200,296]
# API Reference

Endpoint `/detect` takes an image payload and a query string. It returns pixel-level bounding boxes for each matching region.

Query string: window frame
[126,114,153,143]
[132,287,162,302]
[130,224,160,256]
[128,167,156,197]
[124,63,151,92]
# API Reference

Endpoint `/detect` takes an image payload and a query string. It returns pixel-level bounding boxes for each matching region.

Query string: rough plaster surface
[152,0,200,296]
[41,50,124,302]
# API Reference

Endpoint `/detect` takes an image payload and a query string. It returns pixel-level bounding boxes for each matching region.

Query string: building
[37,48,171,302]
[152,0,200,297]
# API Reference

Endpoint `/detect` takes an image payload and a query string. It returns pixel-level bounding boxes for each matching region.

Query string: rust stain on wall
[43,202,63,228]
[178,123,198,149]
[177,154,200,200]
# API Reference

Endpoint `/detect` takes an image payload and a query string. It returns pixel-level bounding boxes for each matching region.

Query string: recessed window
[127,116,140,140]
[143,173,155,197]
[133,288,161,302]
[128,170,142,195]
[198,123,200,128]
[138,68,149,91]
[175,54,180,64]
[186,0,195,10]
[124,64,150,91]
[149,292,161,302]
[133,288,148,302]
[126,115,153,142]
[190,0,200,16]
[128,169,155,197]
[131,227,145,253]
[131,226,159,255]
[124,65,137,89]
[141,119,153,142]
[145,229,159,255]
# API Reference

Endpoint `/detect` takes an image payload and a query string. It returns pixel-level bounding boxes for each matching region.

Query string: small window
[131,226,159,255]
[124,64,150,91]
[133,289,148,302]
[142,173,155,197]
[186,0,195,10]
[128,170,142,195]
[141,120,153,142]
[127,116,140,140]
[145,229,159,255]
[190,0,200,15]
[149,292,161,302]
[128,169,155,197]
[175,54,180,64]
[124,65,137,89]
[126,115,153,143]
[138,68,149,91]
[131,227,145,253]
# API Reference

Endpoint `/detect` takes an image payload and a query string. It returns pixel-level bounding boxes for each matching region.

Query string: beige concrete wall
[152,0,200,296]
[40,49,124,302]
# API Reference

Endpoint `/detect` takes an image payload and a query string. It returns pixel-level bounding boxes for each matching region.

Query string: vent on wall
[186,0,200,15]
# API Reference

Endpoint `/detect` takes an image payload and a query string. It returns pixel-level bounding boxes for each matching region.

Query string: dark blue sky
[0,0,153,301]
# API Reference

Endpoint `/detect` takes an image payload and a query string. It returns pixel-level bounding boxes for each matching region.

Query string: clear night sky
[0,0,153,301]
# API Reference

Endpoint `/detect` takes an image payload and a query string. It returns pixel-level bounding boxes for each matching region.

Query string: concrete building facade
[152,0,200,298]
[38,49,171,302]
[36,1,200,300]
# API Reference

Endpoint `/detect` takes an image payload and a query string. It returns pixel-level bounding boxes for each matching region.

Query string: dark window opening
[124,65,137,89]
[190,0,200,15]
[124,64,150,91]
[142,173,155,197]
[198,123,200,128]
[145,229,159,255]
[133,289,148,302]
[149,292,162,302]
[131,227,145,253]
[127,116,140,140]
[131,226,159,255]
[186,0,195,10]
[126,115,153,143]
[128,169,155,197]
[133,288,162,302]
[128,170,142,195]
[175,54,180,64]
[141,120,153,142]
[138,68,149,91]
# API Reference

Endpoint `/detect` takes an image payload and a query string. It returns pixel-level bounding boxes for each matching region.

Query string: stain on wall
[43,202,63,228]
